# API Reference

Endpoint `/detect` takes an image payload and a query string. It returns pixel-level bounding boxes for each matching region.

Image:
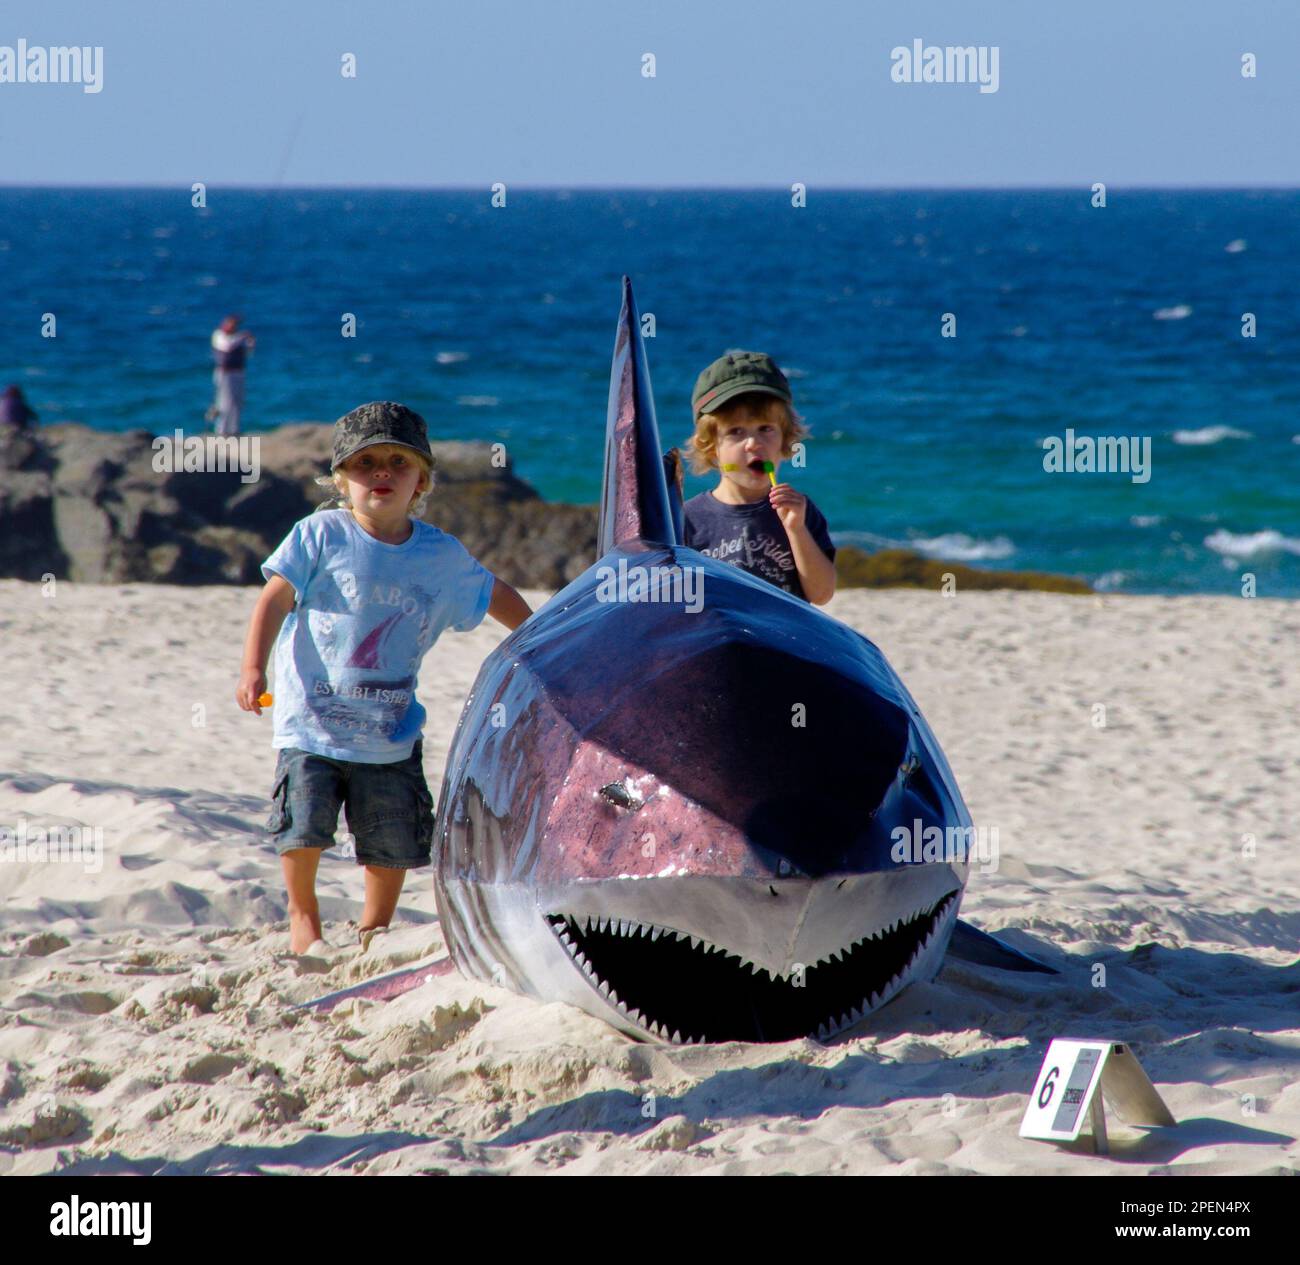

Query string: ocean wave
[457,395,499,407]
[836,530,1016,563]
[1153,304,1193,320]
[1204,529,1300,560]
[1171,425,1251,445]
[436,351,469,364]
[1224,239,1247,253]
[910,533,1015,562]
[1130,515,1163,528]
[1093,570,1127,591]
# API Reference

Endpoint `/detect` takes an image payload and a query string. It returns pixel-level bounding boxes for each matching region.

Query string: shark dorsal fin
[597,276,680,554]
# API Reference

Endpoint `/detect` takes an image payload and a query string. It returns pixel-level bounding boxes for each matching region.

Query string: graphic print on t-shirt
[682,492,835,601]
[303,578,441,742]
[261,509,496,762]
[698,525,797,592]
[348,610,402,668]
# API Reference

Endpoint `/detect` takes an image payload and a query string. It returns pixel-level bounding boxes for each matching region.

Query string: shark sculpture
[431,277,1053,1045]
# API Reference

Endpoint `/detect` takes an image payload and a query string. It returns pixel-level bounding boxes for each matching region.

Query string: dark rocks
[0,420,1089,594]
[0,420,598,589]
[834,546,1092,594]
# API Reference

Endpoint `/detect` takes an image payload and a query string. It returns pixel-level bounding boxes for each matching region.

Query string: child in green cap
[682,351,837,604]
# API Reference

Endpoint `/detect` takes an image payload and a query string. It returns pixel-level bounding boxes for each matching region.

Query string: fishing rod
[204,113,304,431]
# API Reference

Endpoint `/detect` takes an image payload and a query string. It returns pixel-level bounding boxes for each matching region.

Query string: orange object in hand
[258,693,273,707]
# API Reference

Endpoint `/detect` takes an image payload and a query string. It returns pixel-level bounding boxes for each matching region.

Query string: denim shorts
[264,739,434,868]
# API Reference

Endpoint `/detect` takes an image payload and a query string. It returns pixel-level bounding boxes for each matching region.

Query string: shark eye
[598,781,643,810]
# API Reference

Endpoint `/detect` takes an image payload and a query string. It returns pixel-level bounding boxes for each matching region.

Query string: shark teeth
[811,899,957,1041]
[544,892,958,1045]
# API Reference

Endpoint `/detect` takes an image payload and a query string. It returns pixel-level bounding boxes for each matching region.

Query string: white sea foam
[1130,515,1163,528]
[1153,304,1193,320]
[836,530,1016,563]
[436,351,469,364]
[1224,239,1248,253]
[1171,425,1251,445]
[911,533,1015,562]
[1204,529,1300,560]
[457,395,499,407]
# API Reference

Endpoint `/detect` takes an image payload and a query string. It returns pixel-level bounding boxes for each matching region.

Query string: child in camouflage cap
[236,401,532,954]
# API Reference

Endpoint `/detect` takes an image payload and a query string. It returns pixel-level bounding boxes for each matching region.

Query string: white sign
[1020,1038,1175,1154]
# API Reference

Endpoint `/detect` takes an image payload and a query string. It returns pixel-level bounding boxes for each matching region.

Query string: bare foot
[289,909,323,954]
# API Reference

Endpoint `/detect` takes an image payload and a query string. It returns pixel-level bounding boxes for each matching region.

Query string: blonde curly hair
[313,449,436,519]
[685,391,807,476]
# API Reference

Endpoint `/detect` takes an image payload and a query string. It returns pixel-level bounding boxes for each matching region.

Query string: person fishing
[207,314,256,436]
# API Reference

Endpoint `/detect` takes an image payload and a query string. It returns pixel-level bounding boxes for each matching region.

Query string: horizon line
[1,181,1298,193]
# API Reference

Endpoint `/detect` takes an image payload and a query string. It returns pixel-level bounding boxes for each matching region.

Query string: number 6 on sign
[1037,1064,1060,1109]
[1019,1038,1175,1154]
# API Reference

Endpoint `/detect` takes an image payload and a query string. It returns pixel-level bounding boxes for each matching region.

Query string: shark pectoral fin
[948,919,1059,975]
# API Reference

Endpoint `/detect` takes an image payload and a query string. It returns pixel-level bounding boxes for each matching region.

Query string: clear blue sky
[4,0,1297,187]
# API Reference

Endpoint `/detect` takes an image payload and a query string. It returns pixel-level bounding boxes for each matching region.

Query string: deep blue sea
[2,188,1298,596]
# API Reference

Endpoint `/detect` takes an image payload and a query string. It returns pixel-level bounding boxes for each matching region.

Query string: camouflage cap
[692,351,793,418]
[330,401,436,470]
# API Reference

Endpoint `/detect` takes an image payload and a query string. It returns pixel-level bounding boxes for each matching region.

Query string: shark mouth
[545,892,957,1044]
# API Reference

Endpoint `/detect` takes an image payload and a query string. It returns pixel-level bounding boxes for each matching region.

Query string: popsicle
[722,460,778,486]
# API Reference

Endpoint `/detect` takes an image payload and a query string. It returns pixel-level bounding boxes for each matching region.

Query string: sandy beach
[1,577,1297,1176]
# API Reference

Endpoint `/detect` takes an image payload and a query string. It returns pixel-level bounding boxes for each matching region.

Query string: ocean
[2,187,1297,596]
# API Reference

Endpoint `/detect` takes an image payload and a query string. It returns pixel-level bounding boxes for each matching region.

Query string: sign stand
[1019,1039,1174,1154]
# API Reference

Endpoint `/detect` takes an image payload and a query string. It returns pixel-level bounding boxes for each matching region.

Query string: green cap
[692,351,793,418]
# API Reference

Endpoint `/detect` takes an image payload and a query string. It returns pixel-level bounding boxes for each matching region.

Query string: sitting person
[0,385,37,428]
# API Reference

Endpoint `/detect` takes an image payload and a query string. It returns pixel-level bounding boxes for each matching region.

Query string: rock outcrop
[0,421,598,589]
[0,420,1089,593]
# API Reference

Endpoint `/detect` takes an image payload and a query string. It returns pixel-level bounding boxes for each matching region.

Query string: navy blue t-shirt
[682,490,836,601]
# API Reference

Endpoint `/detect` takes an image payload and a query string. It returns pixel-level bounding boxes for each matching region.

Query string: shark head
[432,278,974,1043]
